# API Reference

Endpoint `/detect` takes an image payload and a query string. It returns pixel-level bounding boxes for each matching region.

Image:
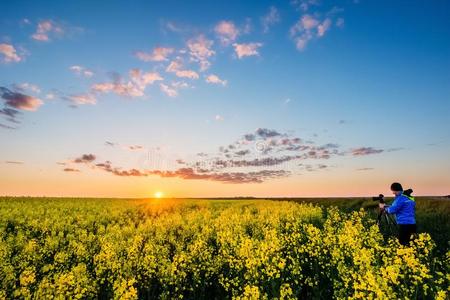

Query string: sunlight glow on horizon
[154,191,164,199]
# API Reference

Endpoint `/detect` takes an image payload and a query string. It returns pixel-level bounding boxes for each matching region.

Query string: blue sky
[1,0,449,197]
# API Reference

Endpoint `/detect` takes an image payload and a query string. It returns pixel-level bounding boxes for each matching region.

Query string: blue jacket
[387,193,416,224]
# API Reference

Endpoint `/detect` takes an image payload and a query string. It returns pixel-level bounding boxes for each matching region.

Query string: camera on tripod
[372,194,385,203]
[372,189,413,203]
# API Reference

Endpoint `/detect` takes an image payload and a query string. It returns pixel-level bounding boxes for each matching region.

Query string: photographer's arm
[386,198,402,214]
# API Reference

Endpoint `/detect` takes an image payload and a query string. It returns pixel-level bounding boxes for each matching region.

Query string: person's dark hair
[391,182,403,192]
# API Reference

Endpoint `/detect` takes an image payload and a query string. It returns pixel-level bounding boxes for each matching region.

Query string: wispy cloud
[135,47,174,62]
[214,114,224,121]
[68,155,291,183]
[206,74,227,86]
[91,69,163,98]
[65,93,97,106]
[160,83,178,97]
[0,87,43,111]
[5,160,24,164]
[289,2,344,51]
[12,83,41,94]
[31,19,82,42]
[173,69,199,79]
[73,154,96,163]
[63,167,80,172]
[62,126,400,184]
[165,58,199,79]
[291,0,319,12]
[261,6,280,33]
[0,123,16,130]
[232,42,263,59]
[0,43,24,63]
[214,21,239,45]
[69,65,94,78]
[187,35,215,71]
[356,167,374,171]
[351,147,384,156]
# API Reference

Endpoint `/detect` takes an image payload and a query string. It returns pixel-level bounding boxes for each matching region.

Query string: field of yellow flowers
[0,197,448,299]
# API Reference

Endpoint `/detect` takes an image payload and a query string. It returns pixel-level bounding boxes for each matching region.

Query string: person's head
[390,182,403,196]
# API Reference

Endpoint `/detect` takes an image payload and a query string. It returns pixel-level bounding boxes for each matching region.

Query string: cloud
[165,58,199,79]
[336,17,345,28]
[160,83,178,97]
[290,14,332,50]
[214,21,239,45]
[290,2,344,51]
[0,87,43,111]
[13,83,41,94]
[0,123,16,130]
[206,74,227,86]
[291,0,320,12]
[66,93,97,106]
[31,19,82,42]
[174,70,199,79]
[70,65,94,78]
[127,145,144,151]
[73,154,96,163]
[317,18,332,37]
[232,42,263,59]
[164,21,183,33]
[91,69,163,98]
[261,6,280,33]
[351,147,384,156]
[356,167,374,171]
[0,43,24,63]
[187,35,215,71]
[5,160,24,164]
[166,59,182,73]
[62,128,396,185]
[92,160,290,183]
[63,167,80,172]
[146,168,290,183]
[215,114,224,121]
[134,47,174,62]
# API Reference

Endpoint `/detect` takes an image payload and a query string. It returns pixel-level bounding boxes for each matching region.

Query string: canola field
[0,197,448,299]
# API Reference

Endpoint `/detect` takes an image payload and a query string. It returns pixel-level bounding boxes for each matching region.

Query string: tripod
[378,210,396,226]
[377,206,398,235]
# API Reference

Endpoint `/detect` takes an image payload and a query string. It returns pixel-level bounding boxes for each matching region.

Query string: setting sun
[154,191,164,198]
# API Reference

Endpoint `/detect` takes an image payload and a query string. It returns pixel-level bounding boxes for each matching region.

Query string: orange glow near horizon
[154,191,164,198]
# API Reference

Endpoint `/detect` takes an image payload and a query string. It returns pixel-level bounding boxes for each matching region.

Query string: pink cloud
[135,47,174,62]
[290,14,334,50]
[67,93,96,106]
[165,59,199,79]
[214,21,239,45]
[351,147,384,156]
[70,65,94,78]
[91,69,163,98]
[159,83,178,97]
[0,43,23,63]
[317,18,332,37]
[187,35,215,71]
[31,20,64,42]
[232,42,263,59]
[174,70,199,79]
[0,87,43,111]
[206,74,227,86]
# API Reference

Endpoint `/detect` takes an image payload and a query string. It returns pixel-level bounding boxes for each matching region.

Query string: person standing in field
[379,182,417,245]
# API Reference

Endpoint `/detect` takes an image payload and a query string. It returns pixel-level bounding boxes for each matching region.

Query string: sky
[1,0,449,198]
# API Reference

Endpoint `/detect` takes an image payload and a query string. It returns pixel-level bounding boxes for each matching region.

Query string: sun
[154,191,164,198]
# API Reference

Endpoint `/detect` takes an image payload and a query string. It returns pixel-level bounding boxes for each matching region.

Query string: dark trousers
[398,224,417,245]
